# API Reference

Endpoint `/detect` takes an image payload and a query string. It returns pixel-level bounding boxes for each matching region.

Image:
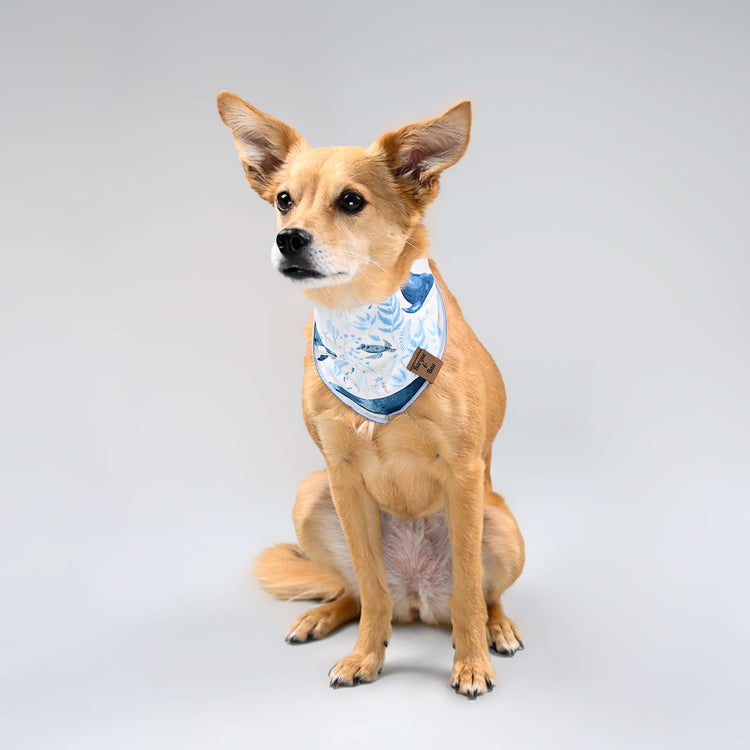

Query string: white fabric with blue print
[313,258,447,423]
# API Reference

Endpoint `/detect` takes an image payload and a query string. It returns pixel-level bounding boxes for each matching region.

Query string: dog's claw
[490,642,514,657]
[330,674,353,689]
[330,673,371,688]
[286,632,317,645]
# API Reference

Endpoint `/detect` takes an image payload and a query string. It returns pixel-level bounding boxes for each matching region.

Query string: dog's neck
[311,254,446,423]
[303,223,429,310]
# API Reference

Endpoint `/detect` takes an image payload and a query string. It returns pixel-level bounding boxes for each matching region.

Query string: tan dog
[217,92,525,698]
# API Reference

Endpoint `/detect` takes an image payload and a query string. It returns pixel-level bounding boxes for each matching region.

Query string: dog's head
[217,92,471,308]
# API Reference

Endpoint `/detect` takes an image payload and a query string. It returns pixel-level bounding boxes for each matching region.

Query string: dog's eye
[337,191,366,214]
[276,192,294,213]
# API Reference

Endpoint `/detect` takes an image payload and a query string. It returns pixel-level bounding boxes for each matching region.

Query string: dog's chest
[322,413,452,518]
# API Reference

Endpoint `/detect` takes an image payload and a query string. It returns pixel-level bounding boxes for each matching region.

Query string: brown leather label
[406,347,443,383]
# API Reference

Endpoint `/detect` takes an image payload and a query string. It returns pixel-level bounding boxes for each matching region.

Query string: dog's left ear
[371,101,471,207]
[217,91,307,200]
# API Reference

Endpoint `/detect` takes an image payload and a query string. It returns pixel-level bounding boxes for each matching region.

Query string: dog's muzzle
[275,228,325,280]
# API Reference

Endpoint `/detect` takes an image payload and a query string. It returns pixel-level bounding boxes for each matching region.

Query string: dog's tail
[252,543,346,601]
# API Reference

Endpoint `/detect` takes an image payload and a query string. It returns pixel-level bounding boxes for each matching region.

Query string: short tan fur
[218,92,525,698]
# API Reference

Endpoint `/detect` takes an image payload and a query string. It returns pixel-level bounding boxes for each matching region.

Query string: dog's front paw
[329,650,383,688]
[450,656,496,699]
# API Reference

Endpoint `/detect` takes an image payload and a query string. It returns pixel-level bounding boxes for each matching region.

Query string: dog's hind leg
[282,470,362,644]
[486,600,523,656]
[286,595,360,643]
[252,470,357,606]
[292,470,358,593]
[482,491,525,656]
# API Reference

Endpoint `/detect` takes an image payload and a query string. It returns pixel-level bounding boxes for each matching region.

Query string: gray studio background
[2,1,748,748]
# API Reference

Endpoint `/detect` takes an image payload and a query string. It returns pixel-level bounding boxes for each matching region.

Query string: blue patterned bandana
[312,258,447,423]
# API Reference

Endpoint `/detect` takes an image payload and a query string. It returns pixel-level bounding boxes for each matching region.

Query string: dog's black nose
[276,228,312,257]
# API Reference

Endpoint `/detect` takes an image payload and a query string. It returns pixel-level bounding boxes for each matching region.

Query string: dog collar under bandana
[312,258,447,423]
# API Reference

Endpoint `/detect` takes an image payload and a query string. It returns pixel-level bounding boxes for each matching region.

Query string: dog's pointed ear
[371,101,471,206]
[217,91,307,199]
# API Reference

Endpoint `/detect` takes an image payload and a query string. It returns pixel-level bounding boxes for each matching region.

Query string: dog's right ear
[217,91,307,200]
[371,101,472,209]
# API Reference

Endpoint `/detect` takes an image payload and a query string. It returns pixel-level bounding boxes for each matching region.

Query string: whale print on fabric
[313,327,338,362]
[312,258,447,423]
[400,272,434,313]
[332,377,426,417]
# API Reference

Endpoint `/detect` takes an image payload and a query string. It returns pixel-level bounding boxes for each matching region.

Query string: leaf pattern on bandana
[313,258,447,415]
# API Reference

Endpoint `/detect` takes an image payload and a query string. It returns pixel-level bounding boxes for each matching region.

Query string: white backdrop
[2,1,748,747]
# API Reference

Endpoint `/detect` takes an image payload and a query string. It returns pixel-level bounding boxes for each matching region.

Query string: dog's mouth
[280,265,326,280]
[278,264,350,285]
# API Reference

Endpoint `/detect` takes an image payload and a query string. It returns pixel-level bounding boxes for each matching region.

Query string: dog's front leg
[326,464,392,688]
[446,459,496,698]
